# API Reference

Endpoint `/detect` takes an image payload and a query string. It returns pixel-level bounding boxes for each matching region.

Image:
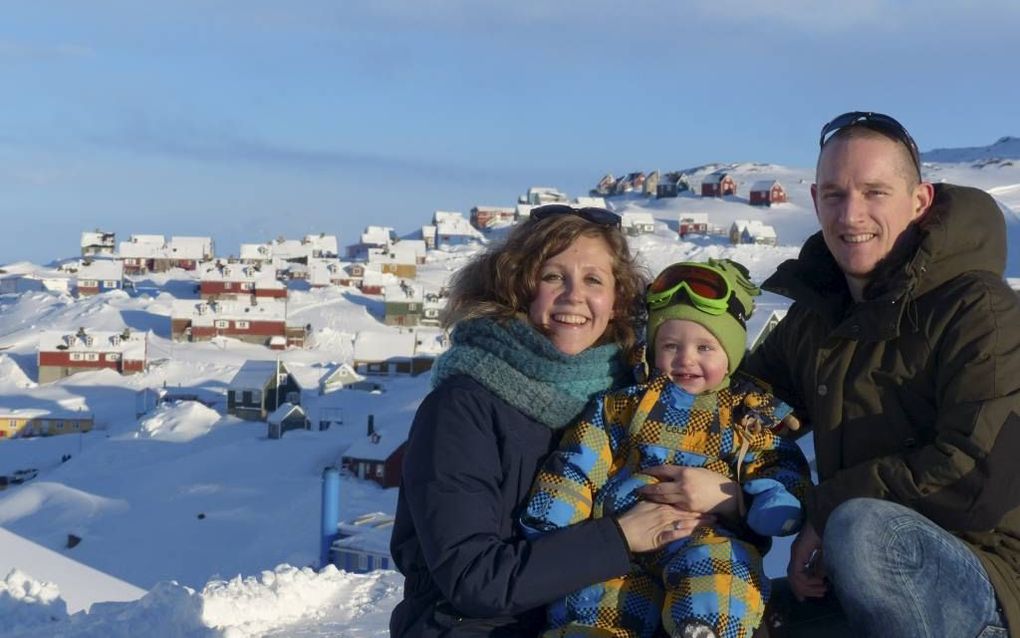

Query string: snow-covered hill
[1,158,1019,636]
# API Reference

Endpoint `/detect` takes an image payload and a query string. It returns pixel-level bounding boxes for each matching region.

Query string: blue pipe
[320,465,341,568]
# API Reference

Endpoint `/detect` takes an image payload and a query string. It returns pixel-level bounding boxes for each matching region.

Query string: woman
[389,206,713,636]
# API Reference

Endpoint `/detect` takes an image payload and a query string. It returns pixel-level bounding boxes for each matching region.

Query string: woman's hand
[615,501,714,553]
[637,465,740,519]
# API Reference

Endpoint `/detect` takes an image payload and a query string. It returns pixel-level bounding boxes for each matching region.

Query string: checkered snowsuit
[522,374,811,638]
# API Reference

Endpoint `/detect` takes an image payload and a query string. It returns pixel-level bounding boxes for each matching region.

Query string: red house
[749,180,788,206]
[701,172,737,197]
[340,417,410,488]
[171,298,306,349]
[197,261,287,301]
[37,328,147,383]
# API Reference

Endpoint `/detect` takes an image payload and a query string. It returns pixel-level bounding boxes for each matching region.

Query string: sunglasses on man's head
[819,111,922,179]
[531,204,622,229]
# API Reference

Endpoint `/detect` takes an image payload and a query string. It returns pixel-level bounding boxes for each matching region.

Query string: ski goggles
[531,204,622,228]
[819,111,921,179]
[646,262,747,326]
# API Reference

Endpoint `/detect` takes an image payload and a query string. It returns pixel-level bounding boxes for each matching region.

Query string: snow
[0,155,1018,636]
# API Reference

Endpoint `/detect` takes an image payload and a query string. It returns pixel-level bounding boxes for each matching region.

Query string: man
[742,111,1020,637]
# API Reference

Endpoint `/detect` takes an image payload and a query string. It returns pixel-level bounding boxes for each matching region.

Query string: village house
[657,172,691,198]
[306,258,347,288]
[643,170,660,197]
[749,180,789,206]
[118,235,214,273]
[620,211,656,235]
[241,234,339,266]
[749,309,788,352]
[346,226,395,261]
[170,298,307,349]
[287,362,380,432]
[678,213,710,238]
[73,259,124,297]
[701,172,738,198]
[0,406,94,439]
[420,225,437,250]
[358,265,399,295]
[614,172,646,195]
[383,282,445,327]
[37,328,147,383]
[366,244,418,279]
[519,186,568,206]
[591,173,617,197]
[197,260,287,301]
[469,206,516,230]
[352,330,442,377]
[432,211,485,249]
[80,230,116,257]
[267,403,308,439]
[328,512,395,574]
[0,270,72,295]
[340,415,409,488]
[729,220,778,246]
[227,360,299,421]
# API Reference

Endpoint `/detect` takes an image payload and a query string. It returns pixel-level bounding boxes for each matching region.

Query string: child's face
[653,319,729,394]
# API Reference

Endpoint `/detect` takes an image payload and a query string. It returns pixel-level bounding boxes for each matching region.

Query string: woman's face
[527,234,617,355]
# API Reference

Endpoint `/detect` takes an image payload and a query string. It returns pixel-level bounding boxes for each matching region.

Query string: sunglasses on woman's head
[646,262,748,327]
[819,111,922,179]
[530,204,622,229]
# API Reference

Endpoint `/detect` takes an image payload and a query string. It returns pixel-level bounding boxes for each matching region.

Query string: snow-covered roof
[352,331,418,361]
[267,402,304,425]
[703,173,730,184]
[748,308,788,349]
[383,282,423,303]
[198,261,282,287]
[367,245,416,265]
[573,196,608,208]
[515,204,536,219]
[128,234,166,245]
[168,236,213,260]
[679,213,710,224]
[228,360,286,390]
[433,212,484,239]
[119,239,169,259]
[342,419,411,461]
[360,226,394,246]
[360,269,399,288]
[307,258,345,286]
[172,298,288,324]
[421,225,436,240]
[303,233,339,256]
[621,211,655,226]
[76,259,123,281]
[38,329,147,359]
[749,180,782,191]
[331,512,394,555]
[732,219,767,232]
[239,243,274,260]
[80,231,115,248]
[0,406,94,420]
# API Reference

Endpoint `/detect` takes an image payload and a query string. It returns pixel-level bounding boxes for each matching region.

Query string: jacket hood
[765,183,1006,309]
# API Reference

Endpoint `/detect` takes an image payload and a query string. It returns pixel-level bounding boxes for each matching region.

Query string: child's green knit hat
[646,258,760,375]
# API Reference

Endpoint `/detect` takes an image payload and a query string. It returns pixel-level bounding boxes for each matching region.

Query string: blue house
[329,512,394,573]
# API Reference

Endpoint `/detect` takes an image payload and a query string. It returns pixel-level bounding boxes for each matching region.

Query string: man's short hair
[819,125,921,187]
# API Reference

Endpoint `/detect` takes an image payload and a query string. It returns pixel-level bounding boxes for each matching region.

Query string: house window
[70,352,84,361]
[236,320,250,329]
[80,279,97,287]
[424,309,438,318]
[407,303,418,311]
[215,320,229,329]
[242,391,253,405]
[240,282,253,290]
[224,282,234,290]
[73,422,81,430]
[104,280,119,288]
[357,554,369,571]
[106,352,121,361]
[85,353,100,362]
[374,464,384,478]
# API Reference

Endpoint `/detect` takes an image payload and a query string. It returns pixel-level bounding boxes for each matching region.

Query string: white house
[620,211,656,235]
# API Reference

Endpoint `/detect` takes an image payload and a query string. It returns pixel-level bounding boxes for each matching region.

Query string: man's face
[812,135,933,291]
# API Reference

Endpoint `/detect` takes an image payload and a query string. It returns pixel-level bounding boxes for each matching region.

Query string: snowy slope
[1,158,1018,636]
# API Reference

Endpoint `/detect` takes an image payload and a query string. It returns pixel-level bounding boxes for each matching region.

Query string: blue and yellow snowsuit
[522,373,811,638]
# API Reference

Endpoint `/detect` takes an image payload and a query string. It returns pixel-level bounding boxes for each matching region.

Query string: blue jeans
[821,498,1007,638]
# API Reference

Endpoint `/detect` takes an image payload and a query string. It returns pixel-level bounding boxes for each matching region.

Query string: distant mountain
[922,136,1020,164]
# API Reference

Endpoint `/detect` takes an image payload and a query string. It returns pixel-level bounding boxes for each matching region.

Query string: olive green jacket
[743,183,1020,635]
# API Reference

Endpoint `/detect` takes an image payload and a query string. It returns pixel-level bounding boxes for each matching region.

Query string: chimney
[367,414,375,438]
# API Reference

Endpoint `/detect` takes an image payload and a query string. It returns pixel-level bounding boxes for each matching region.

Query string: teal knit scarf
[430,317,630,430]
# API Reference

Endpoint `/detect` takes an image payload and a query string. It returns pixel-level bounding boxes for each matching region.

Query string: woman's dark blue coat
[389,375,632,636]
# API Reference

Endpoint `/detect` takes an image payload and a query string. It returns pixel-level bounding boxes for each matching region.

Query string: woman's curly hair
[441,213,648,353]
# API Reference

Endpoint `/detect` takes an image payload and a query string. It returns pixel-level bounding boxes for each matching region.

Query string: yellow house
[0,408,94,440]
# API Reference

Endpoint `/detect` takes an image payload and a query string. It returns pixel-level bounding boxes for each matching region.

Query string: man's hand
[638,465,740,519]
[615,501,715,553]
[788,521,828,601]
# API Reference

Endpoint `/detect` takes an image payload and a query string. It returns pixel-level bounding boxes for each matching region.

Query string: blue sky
[2,1,1018,263]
